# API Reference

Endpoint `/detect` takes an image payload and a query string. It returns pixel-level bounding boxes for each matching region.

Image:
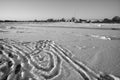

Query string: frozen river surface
[0,22,120,80]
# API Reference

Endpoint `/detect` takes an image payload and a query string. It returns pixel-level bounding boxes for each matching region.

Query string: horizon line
[0,16,118,21]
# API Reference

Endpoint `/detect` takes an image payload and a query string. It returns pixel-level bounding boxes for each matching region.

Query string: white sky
[0,0,120,20]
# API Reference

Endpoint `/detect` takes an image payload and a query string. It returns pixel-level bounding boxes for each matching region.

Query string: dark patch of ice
[9,26,17,29]
[0,30,9,33]
[109,36,120,40]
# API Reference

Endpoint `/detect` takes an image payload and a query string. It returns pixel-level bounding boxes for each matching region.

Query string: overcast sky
[0,0,120,20]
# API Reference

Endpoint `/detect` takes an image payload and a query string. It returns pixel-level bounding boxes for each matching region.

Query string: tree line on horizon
[0,16,120,23]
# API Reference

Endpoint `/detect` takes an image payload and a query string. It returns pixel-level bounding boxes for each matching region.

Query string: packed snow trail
[0,38,120,80]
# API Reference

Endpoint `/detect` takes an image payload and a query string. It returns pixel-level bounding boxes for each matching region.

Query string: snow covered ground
[0,22,120,78]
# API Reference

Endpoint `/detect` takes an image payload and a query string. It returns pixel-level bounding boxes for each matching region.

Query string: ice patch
[89,35,120,40]
[90,35,111,40]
